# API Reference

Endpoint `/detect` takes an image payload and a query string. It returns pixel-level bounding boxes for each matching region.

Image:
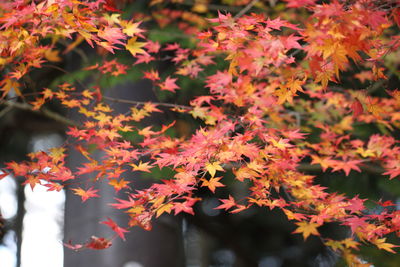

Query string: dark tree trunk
[15,180,25,267]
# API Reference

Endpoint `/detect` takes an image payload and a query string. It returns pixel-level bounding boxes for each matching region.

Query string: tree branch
[0,100,78,127]
[297,163,385,175]
[102,96,192,110]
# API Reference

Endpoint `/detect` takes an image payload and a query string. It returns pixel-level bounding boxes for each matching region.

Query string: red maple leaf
[0,169,8,180]
[85,236,112,250]
[101,217,129,241]
[159,76,179,92]
[215,195,236,211]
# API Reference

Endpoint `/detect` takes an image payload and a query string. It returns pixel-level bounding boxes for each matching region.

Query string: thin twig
[234,0,259,19]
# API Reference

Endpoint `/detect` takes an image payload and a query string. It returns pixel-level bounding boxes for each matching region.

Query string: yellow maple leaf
[131,161,153,173]
[128,205,145,215]
[356,147,375,158]
[342,238,359,249]
[205,161,224,177]
[293,221,320,240]
[156,203,173,218]
[325,239,344,252]
[373,238,398,253]
[122,21,143,37]
[126,37,146,56]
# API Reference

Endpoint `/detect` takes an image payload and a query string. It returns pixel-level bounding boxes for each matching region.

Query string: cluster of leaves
[1,0,400,265]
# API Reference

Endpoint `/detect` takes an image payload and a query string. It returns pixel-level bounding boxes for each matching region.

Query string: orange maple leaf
[72,187,100,202]
[201,176,225,193]
[109,178,130,192]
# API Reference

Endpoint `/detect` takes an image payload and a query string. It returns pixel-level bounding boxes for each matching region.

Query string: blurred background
[1,1,400,266]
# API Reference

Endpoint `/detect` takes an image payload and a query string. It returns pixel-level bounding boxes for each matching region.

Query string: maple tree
[1,0,400,265]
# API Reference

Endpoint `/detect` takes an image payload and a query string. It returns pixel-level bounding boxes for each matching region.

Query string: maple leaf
[331,160,362,176]
[143,69,160,81]
[30,97,46,110]
[131,161,153,173]
[205,161,224,177]
[173,202,194,215]
[373,238,398,253]
[23,175,41,190]
[145,40,160,53]
[344,217,367,233]
[0,78,21,97]
[310,155,334,172]
[109,178,130,192]
[266,17,300,31]
[111,196,137,210]
[101,217,129,241]
[342,238,359,250]
[44,182,64,192]
[383,166,400,180]
[85,236,112,250]
[64,240,84,251]
[103,0,122,12]
[98,27,126,46]
[234,167,259,182]
[346,196,365,214]
[122,21,145,37]
[230,204,248,214]
[293,221,320,240]
[159,76,180,92]
[269,138,293,150]
[283,209,306,221]
[275,87,294,105]
[156,203,173,218]
[143,102,162,113]
[72,187,100,202]
[325,239,344,252]
[134,53,155,64]
[315,70,336,89]
[126,37,147,56]
[138,126,157,136]
[49,147,66,163]
[215,195,236,211]
[201,177,225,193]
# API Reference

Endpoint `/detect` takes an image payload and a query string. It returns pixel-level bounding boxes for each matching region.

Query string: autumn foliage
[1,0,400,265]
